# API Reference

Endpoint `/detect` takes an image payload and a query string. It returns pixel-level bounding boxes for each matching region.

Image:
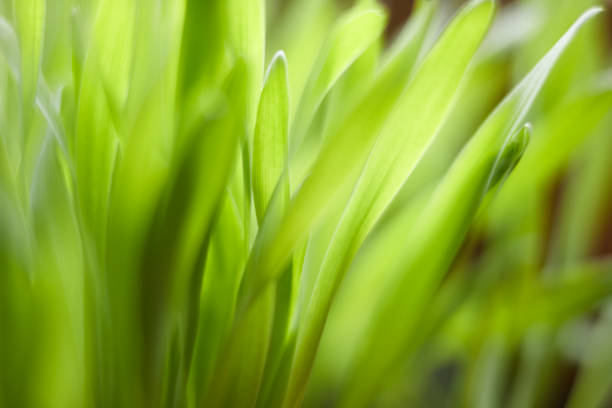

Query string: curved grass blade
[0,15,19,78]
[289,5,386,155]
[252,51,290,224]
[224,0,265,244]
[138,60,245,405]
[178,0,227,111]
[0,16,69,169]
[283,2,495,405]
[338,8,603,405]
[103,6,187,403]
[237,0,436,323]
[13,0,45,135]
[226,0,265,132]
[90,0,134,124]
[490,84,612,236]
[338,121,531,408]
[186,191,247,408]
[204,285,275,408]
[267,0,334,114]
[289,0,435,190]
[29,136,86,406]
[290,0,435,343]
[74,51,117,248]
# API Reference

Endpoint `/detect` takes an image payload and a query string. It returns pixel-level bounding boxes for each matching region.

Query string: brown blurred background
[383,0,612,41]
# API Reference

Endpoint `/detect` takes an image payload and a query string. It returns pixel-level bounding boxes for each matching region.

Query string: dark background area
[383,0,612,45]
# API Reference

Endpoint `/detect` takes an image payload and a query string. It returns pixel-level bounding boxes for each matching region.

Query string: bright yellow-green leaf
[13,0,45,133]
[253,51,290,224]
[289,5,386,154]
[283,1,495,406]
[339,8,603,405]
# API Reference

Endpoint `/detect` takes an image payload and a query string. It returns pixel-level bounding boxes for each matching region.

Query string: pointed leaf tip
[253,50,291,223]
[488,123,531,192]
[265,51,288,79]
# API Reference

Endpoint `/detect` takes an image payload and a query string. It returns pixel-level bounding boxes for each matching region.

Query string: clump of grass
[1,0,611,407]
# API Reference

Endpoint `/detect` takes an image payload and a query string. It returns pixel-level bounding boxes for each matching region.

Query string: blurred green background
[0,0,611,407]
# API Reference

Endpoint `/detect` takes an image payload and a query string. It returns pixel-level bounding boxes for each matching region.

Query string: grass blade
[253,51,290,224]
[289,5,386,154]
[338,8,603,405]
[284,2,495,406]
[237,0,436,325]
[13,0,45,135]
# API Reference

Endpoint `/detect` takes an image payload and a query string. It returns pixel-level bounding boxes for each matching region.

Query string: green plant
[1,0,611,407]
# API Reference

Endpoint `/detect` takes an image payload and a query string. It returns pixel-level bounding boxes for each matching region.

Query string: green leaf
[187,192,247,408]
[338,118,531,408]
[90,0,134,123]
[205,285,275,408]
[289,5,386,154]
[226,0,265,132]
[29,136,86,406]
[0,15,69,171]
[179,0,228,105]
[0,15,19,78]
[12,0,45,134]
[267,0,335,119]
[102,3,187,402]
[515,0,604,113]
[284,2,495,405]
[252,51,290,224]
[74,46,117,247]
[289,41,381,188]
[338,8,603,405]
[138,60,245,405]
[490,84,612,237]
[236,0,434,323]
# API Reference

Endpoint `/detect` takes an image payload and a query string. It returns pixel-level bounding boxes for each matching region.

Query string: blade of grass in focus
[253,51,290,224]
[289,4,386,155]
[336,7,604,406]
[1,0,612,407]
[284,2,496,406]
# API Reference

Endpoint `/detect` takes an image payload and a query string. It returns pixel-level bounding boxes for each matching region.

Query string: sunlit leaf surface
[0,1,611,407]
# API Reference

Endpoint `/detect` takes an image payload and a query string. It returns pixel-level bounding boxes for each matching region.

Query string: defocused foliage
[0,0,611,407]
